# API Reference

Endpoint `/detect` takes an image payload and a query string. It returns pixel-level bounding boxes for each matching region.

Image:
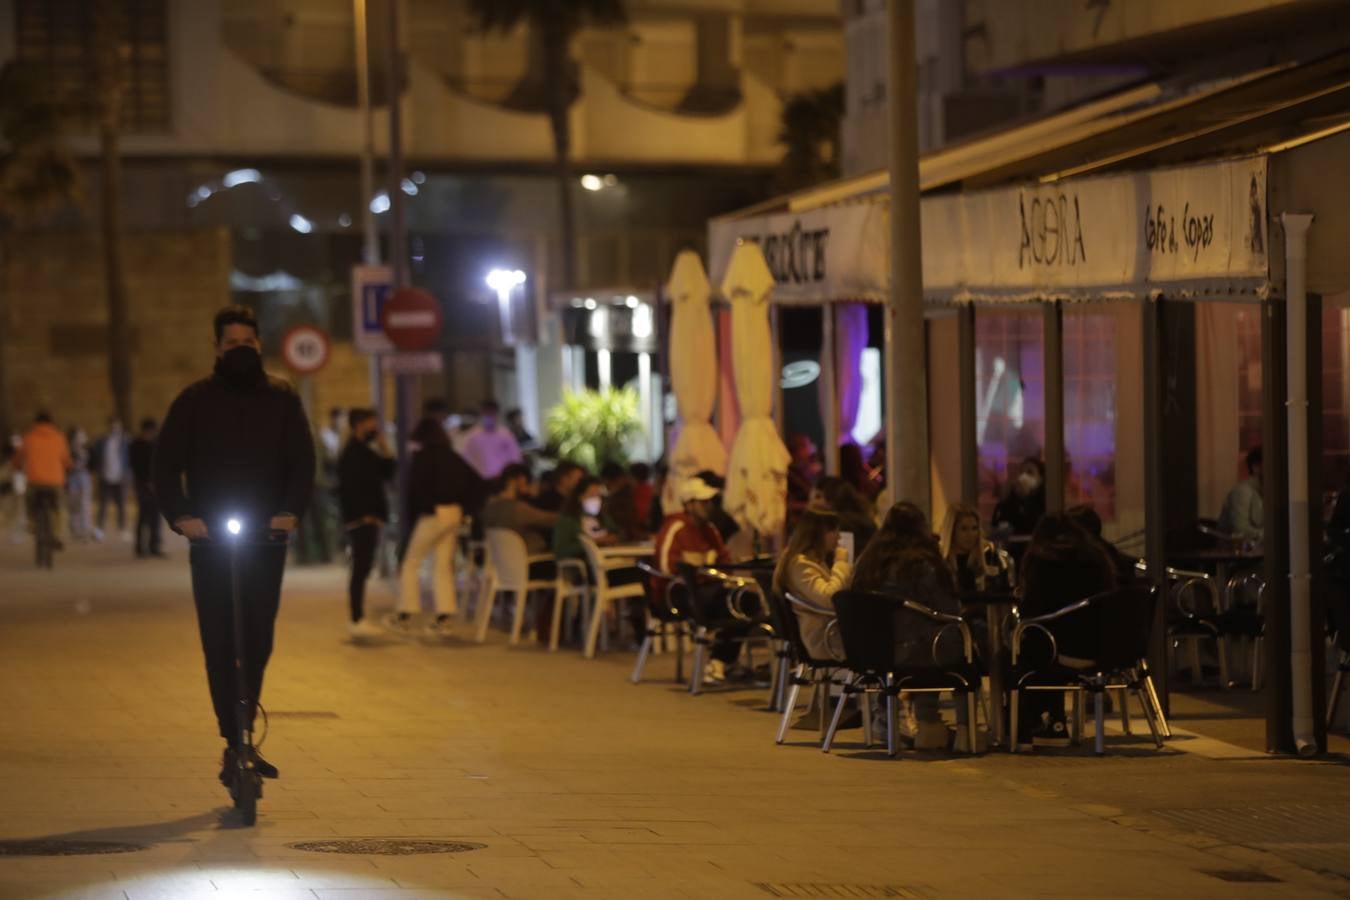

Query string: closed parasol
[721,241,791,537]
[662,251,727,513]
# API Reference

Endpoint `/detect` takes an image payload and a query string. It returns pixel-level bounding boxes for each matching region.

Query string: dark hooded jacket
[153,366,316,531]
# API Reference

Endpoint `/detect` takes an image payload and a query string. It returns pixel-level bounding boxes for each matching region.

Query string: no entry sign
[281,324,331,374]
[381,287,443,351]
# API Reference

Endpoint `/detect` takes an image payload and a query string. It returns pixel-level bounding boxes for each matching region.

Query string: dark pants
[348,523,379,622]
[689,583,757,664]
[189,542,287,744]
[97,479,125,531]
[134,482,161,555]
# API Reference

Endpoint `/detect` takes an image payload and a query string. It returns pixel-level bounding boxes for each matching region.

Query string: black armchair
[825,590,981,758]
[1010,586,1166,755]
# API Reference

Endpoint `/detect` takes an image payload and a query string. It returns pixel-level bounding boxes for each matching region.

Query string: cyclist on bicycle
[153,305,315,791]
[16,411,71,564]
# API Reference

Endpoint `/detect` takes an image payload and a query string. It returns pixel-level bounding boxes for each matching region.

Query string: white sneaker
[381,611,414,634]
[348,618,384,641]
[702,659,727,684]
[423,614,455,640]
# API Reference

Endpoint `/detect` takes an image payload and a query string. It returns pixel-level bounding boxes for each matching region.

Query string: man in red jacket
[654,476,727,576]
[654,476,760,683]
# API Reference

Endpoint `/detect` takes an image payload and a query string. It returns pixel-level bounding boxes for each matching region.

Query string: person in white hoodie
[773,505,852,662]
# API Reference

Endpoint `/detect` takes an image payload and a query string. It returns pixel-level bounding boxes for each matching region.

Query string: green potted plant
[545,387,642,471]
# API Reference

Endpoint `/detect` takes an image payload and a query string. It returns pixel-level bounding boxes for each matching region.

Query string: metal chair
[1212,571,1266,690]
[1148,561,1226,686]
[580,536,647,658]
[1010,586,1166,756]
[475,528,557,644]
[824,590,981,758]
[630,560,691,685]
[674,565,774,695]
[548,558,591,651]
[774,591,846,744]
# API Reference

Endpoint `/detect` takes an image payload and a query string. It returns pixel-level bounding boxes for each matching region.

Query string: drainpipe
[1282,212,1316,757]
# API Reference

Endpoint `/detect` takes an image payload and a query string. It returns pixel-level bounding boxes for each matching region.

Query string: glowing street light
[226,518,242,536]
[485,269,527,345]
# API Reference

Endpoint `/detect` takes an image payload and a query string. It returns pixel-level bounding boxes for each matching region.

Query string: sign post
[281,324,332,420]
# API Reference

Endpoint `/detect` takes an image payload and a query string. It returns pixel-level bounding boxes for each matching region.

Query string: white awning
[707,202,890,306]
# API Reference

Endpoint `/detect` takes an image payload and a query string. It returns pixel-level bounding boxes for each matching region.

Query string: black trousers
[189,542,287,743]
[134,483,161,555]
[348,522,379,622]
[688,583,757,664]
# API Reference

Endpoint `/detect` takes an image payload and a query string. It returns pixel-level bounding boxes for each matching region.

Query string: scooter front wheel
[232,760,260,826]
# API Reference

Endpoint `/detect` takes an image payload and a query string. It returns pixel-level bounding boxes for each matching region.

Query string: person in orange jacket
[16,411,72,551]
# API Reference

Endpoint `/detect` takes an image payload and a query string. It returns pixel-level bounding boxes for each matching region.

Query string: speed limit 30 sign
[281,324,331,374]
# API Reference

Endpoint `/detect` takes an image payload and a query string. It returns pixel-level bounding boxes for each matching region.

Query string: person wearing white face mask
[992,456,1047,559]
[551,475,644,629]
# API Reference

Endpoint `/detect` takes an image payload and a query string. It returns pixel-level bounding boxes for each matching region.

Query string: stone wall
[0,227,479,442]
[1,228,233,436]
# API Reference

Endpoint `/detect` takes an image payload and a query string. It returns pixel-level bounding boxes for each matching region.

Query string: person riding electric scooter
[153,305,315,821]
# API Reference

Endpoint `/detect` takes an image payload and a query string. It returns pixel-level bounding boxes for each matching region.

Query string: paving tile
[5,543,1350,900]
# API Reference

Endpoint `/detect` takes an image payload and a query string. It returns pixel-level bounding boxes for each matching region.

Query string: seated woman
[1016,513,1118,748]
[940,502,1014,594]
[551,475,644,638]
[773,505,852,663]
[813,476,878,556]
[851,502,964,749]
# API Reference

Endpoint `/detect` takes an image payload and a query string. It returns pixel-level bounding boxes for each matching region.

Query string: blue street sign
[351,264,394,353]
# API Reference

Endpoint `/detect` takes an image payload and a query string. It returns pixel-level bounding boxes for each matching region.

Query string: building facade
[0,0,843,436]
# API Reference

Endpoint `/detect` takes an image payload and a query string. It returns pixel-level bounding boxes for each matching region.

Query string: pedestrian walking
[386,416,484,639]
[92,416,131,540]
[461,400,522,480]
[66,426,95,542]
[130,417,163,558]
[337,408,394,639]
[15,411,71,566]
[152,304,315,790]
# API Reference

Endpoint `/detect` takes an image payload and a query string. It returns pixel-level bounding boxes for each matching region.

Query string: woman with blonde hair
[939,503,1013,594]
[774,505,852,662]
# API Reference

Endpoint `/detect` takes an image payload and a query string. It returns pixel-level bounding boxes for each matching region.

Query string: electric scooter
[199,518,288,826]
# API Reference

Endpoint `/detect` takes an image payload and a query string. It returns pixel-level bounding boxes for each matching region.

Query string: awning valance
[706,155,1272,306]
[707,202,890,306]
[923,155,1271,302]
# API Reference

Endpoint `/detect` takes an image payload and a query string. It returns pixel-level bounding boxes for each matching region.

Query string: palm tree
[466,0,627,291]
[0,62,83,440]
[93,0,133,428]
[774,82,845,193]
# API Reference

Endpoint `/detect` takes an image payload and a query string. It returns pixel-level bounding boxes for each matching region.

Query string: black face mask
[215,345,264,386]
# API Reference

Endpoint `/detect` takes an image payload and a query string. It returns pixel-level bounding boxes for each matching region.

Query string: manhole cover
[288,839,485,856]
[1201,870,1283,883]
[754,883,924,899]
[0,839,146,856]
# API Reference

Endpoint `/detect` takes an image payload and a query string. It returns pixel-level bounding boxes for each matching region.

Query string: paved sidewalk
[2,539,1349,899]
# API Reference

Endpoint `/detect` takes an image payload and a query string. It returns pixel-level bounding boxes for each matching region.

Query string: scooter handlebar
[188,529,292,547]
